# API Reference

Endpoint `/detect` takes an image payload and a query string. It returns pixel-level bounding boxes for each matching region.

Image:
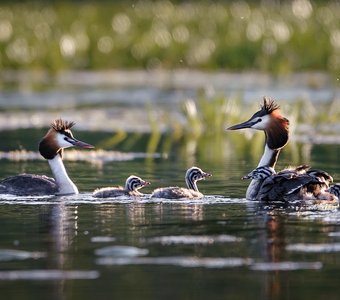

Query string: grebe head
[307,169,333,185]
[39,119,94,159]
[242,166,276,180]
[227,97,289,150]
[327,184,340,198]
[185,167,211,191]
[125,175,150,191]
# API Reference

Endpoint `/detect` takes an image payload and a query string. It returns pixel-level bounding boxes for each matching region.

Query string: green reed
[0,1,339,74]
[140,93,340,165]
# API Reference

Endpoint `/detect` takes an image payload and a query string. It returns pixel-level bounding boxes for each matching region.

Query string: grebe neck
[48,155,78,195]
[186,178,198,191]
[257,144,280,168]
[246,145,280,200]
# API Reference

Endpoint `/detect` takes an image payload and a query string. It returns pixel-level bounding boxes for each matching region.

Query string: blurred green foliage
[0,0,339,73]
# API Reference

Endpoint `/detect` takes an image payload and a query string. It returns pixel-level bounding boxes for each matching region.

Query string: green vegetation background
[0,0,339,73]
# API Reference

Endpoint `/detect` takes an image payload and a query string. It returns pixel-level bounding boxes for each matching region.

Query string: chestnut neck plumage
[259,114,289,167]
[246,113,289,200]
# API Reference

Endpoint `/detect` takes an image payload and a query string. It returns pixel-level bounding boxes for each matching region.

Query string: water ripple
[91,236,117,243]
[0,249,45,261]
[96,256,253,269]
[95,245,149,257]
[0,270,99,280]
[286,243,340,253]
[250,261,323,271]
[328,232,340,237]
[147,234,243,245]
[0,193,246,205]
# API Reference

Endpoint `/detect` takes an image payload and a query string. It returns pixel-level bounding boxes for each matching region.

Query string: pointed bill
[70,138,94,148]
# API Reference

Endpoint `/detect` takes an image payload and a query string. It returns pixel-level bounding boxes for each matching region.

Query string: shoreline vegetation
[0,1,339,163]
[0,1,339,74]
[0,91,339,166]
[0,69,339,137]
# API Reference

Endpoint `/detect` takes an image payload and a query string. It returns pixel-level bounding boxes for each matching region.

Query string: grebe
[327,184,340,199]
[227,97,336,202]
[0,119,93,196]
[92,175,150,198]
[242,166,276,180]
[243,165,337,202]
[151,167,211,199]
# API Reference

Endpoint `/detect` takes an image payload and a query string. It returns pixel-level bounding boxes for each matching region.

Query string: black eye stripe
[189,170,203,181]
[61,130,73,139]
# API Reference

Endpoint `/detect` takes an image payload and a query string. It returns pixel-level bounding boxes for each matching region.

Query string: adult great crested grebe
[227,97,337,202]
[92,175,150,198]
[151,167,211,199]
[0,119,94,196]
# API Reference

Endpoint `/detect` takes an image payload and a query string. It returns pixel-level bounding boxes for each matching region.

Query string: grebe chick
[93,175,150,198]
[242,166,276,180]
[327,184,340,199]
[243,165,337,202]
[151,167,211,199]
[0,119,93,196]
[227,97,336,202]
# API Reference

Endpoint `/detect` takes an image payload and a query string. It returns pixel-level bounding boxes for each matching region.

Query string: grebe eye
[258,118,262,122]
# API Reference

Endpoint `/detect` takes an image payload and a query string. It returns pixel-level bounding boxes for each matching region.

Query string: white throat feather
[48,156,78,195]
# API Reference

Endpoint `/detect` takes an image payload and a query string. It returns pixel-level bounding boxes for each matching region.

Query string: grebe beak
[70,138,94,148]
[227,118,257,130]
[203,172,212,178]
[142,181,151,186]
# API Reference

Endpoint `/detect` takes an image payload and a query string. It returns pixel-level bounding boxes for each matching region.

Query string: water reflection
[36,201,97,299]
[0,137,340,299]
[264,214,285,300]
[1,192,340,299]
[47,203,78,266]
[245,203,327,300]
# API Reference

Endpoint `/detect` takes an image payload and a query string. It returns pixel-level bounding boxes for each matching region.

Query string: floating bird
[92,175,150,198]
[242,166,276,180]
[243,165,337,202]
[327,184,340,199]
[151,167,211,199]
[228,97,337,202]
[0,119,93,196]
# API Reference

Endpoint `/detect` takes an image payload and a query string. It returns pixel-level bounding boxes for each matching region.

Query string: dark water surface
[1,131,340,300]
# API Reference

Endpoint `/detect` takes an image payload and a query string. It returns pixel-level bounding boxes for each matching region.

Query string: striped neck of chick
[185,167,210,191]
[242,166,276,180]
[327,184,340,198]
